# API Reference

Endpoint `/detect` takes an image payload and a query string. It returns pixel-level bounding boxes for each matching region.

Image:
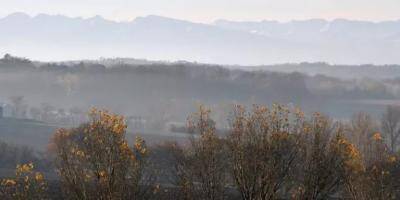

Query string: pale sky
[0,0,399,22]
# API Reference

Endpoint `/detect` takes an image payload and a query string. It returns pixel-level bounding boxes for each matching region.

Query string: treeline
[1,54,399,102]
[1,105,399,199]
[2,54,400,127]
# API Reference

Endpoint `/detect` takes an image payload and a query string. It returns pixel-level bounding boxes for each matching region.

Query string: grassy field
[0,117,57,151]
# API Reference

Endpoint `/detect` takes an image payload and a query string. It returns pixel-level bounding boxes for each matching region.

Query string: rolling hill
[1,13,400,65]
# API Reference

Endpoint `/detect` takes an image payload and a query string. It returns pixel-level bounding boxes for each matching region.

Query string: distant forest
[0,54,399,124]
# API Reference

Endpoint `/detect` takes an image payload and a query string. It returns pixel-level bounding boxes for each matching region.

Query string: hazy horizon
[2,12,400,24]
[1,0,400,23]
[2,12,400,65]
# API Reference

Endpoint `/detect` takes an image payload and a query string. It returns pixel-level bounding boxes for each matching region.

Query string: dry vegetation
[0,104,400,199]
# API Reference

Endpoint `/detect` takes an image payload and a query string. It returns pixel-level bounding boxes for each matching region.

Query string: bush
[0,163,47,200]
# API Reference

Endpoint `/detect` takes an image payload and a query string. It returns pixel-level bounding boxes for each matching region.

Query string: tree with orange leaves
[50,108,153,200]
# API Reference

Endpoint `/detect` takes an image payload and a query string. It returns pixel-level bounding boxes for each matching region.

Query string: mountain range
[1,12,400,65]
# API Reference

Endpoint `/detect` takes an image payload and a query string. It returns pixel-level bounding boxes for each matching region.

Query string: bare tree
[227,104,302,200]
[168,105,228,200]
[345,112,380,165]
[381,105,400,152]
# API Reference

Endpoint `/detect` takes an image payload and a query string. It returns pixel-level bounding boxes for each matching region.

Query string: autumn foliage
[0,163,47,200]
[0,105,399,199]
[50,108,152,200]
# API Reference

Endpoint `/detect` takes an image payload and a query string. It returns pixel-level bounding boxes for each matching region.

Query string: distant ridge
[1,13,400,65]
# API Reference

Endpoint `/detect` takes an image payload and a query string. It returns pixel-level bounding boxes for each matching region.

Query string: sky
[0,0,399,23]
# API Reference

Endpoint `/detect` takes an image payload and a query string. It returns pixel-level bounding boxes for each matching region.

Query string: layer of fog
[1,13,400,65]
